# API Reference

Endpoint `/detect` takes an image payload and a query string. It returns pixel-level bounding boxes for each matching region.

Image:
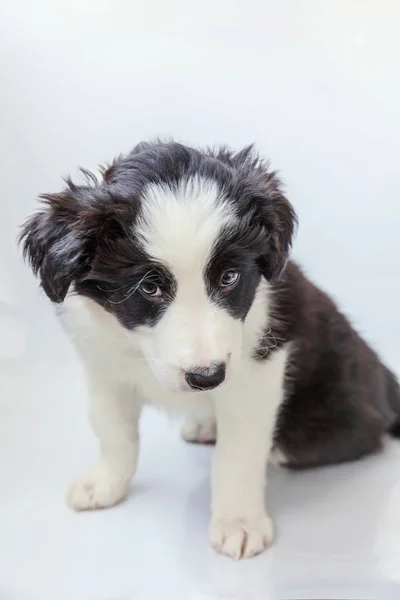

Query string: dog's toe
[68,472,129,511]
[209,514,274,559]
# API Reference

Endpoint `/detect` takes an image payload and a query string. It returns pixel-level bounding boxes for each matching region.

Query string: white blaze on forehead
[130,177,243,381]
[136,177,235,270]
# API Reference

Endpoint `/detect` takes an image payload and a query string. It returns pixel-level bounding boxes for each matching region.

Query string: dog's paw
[181,415,217,444]
[68,469,129,511]
[209,514,274,559]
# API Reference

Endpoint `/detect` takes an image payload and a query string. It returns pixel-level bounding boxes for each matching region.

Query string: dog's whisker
[107,286,138,304]
[97,283,127,293]
[107,270,155,304]
[242,333,286,352]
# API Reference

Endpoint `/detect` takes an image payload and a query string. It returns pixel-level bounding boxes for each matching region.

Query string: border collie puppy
[20,141,400,559]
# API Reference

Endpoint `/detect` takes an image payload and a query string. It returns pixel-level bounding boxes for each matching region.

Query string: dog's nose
[185,362,226,391]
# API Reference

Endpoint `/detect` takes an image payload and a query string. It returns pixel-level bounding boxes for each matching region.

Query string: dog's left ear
[230,147,297,282]
[256,185,297,282]
[241,159,297,282]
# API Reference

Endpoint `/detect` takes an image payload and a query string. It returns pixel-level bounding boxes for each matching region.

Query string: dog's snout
[185,362,226,391]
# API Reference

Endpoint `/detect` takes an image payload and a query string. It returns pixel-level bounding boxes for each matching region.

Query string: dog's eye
[139,281,162,298]
[220,270,240,288]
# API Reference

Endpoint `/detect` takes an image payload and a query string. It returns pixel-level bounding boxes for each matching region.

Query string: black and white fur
[20,141,400,559]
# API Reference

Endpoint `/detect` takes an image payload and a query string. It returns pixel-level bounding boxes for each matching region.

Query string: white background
[1,2,400,599]
[1,0,400,367]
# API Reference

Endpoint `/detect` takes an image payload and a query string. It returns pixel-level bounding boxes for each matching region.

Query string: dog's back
[272,262,400,468]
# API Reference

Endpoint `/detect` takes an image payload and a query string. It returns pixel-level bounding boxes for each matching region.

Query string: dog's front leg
[209,347,287,559]
[68,372,142,511]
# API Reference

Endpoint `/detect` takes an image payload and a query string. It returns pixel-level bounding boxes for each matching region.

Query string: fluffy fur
[20,141,400,559]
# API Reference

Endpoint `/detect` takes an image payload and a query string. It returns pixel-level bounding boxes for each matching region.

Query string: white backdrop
[1,0,399,368]
[1,3,400,599]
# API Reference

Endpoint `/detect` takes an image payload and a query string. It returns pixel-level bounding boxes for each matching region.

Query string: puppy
[20,141,400,559]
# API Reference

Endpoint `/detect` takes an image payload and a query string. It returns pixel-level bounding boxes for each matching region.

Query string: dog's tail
[386,366,400,437]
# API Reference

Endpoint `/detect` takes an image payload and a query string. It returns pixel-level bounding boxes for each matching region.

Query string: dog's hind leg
[181,395,217,445]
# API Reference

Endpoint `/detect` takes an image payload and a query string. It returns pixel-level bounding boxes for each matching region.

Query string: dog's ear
[19,176,132,303]
[234,150,297,282]
[255,185,297,282]
[19,188,93,303]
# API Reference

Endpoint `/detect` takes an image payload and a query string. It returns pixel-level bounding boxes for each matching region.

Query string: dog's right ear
[19,189,93,303]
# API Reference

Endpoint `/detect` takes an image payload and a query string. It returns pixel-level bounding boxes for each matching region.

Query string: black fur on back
[259,261,400,468]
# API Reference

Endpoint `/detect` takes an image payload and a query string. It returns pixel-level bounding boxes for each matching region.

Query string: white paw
[68,468,129,511]
[181,416,217,444]
[209,514,274,559]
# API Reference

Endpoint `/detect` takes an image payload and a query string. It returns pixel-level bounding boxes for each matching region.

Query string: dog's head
[20,142,296,392]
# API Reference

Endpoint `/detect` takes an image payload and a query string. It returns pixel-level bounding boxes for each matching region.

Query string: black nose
[185,362,226,391]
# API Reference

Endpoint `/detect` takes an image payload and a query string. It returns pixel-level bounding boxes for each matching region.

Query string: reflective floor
[1,316,400,600]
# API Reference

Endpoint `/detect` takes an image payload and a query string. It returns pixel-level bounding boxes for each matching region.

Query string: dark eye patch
[96,267,172,305]
[205,240,262,320]
[76,260,177,329]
